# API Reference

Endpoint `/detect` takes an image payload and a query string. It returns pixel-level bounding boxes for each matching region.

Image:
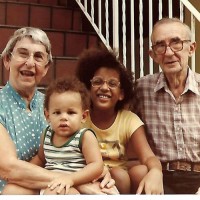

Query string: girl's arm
[130,125,163,194]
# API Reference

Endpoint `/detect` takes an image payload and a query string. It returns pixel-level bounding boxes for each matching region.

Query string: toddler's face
[45,91,87,139]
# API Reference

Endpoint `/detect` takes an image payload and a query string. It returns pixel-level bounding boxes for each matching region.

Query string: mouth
[97,94,111,99]
[165,60,178,65]
[59,124,69,128]
[20,70,35,77]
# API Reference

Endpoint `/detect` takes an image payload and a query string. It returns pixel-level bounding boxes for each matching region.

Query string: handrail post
[112,0,119,55]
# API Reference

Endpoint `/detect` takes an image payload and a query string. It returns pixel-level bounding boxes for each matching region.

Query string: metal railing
[75,0,200,79]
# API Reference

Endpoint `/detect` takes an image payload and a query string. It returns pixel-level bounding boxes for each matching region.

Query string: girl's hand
[92,166,119,194]
[136,168,163,194]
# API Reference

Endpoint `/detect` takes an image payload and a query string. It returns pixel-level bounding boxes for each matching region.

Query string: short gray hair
[151,17,192,42]
[1,27,53,65]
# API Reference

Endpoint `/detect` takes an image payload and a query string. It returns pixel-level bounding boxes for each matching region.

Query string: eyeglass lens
[91,76,120,88]
[11,48,48,66]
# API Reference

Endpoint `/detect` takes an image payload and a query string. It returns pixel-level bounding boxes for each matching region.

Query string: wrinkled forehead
[151,22,189,43]
[13,37,47,52]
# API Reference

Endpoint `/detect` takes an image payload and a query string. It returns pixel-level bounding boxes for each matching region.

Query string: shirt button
[32,133,35,137]
[28,113,32,117]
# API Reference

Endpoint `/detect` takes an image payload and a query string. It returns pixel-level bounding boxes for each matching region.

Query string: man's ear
[149,49,159,64]
[3,56,11,71]
[188,41,197,57]
[81,110,89,123]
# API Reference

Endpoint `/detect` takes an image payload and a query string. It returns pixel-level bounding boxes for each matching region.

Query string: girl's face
[90,67,124,112]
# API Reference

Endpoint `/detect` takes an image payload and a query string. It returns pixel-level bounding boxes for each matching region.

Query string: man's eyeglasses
[10,48,49,67]
[90,76,120,89]
[151,40,191,55]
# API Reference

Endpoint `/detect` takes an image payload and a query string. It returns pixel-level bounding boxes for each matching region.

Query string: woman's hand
[136,168,163,194]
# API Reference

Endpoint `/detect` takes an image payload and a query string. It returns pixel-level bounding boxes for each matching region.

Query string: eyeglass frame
[10,48,49,67]
[90,76,120,89]
[151,39,191,55]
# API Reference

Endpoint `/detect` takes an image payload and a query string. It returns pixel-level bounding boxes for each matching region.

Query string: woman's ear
[42,64,50,77]
[3,55,11,71]
[119,89,124,101]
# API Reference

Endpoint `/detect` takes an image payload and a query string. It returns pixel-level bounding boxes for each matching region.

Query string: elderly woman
[0,27,56,194]
[0,28,116,195]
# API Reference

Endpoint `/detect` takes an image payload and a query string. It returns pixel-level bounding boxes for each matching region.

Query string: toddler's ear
[44,109,50,123]
[81,110,89,123]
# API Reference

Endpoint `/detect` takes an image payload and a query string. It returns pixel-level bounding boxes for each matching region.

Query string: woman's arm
[0,124,60,189]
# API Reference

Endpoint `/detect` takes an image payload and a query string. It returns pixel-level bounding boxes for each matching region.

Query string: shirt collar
[154,68,200,96]
[6,82,38,109]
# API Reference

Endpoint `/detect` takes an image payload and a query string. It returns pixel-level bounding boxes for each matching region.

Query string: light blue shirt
[0,82,48,192]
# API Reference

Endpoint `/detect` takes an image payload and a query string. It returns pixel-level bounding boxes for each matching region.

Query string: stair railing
[75,0,200,78]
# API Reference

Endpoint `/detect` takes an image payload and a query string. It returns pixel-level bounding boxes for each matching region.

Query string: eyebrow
[16,47,46,54]
[154,37,182,45]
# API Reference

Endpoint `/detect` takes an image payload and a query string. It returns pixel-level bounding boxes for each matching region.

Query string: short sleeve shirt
[0,82,48,192]
[133,68,200,162]
[83,110,144,169]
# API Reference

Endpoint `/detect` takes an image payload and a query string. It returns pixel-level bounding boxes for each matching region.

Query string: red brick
[88,35,99,48]
[46,31,65,56]
[52,8,72,30]
[30,5,51,29]
[0,2,6,24]
[55,59,78,79]
[17,0,38,3]
[0,28,17,53]
[73,10,82,31]
[39,0,58,6]
[65,33,87,57]
[7,3,29,26]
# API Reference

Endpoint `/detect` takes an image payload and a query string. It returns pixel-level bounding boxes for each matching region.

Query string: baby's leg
[110,167,131,194]
[2,183,38,195]
[128,164,148,193]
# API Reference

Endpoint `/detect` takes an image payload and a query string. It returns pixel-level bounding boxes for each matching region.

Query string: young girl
[76,48,163,194]
[40,76,104,194]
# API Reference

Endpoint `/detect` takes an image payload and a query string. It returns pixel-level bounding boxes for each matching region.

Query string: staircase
[0,0,100,89]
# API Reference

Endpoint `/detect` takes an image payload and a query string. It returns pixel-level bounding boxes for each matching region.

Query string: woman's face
[3,37,49,93]
[90,67,124,112]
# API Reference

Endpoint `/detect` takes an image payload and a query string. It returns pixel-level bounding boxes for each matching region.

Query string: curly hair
[44,76,90,111]
[76,48,134,110]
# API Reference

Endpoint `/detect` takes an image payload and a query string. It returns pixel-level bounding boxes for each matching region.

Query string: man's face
[149,22,196,76]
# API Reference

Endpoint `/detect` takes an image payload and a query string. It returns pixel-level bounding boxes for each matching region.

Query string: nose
[165,46,174,56]
[25,54,36,66]
[100,81,110,90]
[60,113,68,120]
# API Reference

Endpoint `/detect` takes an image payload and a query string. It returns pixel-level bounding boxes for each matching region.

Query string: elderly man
[133,17,200,194]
